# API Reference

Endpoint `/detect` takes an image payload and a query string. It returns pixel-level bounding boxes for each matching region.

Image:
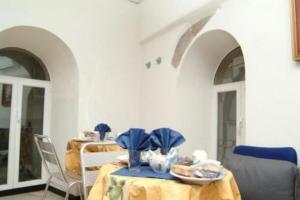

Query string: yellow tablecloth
[88,164,241,200]
[64,140,124,174]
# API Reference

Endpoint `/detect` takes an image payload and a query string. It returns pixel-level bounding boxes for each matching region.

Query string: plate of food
[76,131,99,142]
[170,163,226,185]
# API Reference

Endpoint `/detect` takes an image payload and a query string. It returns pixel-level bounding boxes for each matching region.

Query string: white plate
[170,169,226,185]
[117,155,129,164]
[72,138,94,142]
[72,138,117,144]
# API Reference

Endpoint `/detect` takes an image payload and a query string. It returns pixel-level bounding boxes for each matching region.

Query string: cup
[128,150,141,173]
[192,150,208,164]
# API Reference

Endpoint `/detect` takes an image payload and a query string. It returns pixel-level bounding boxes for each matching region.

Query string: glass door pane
[217,91,237,162]
[0,83,13,186]
[18,86,45,182]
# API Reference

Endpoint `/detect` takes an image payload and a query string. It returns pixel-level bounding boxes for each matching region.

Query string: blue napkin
[115,128,151,151]
[111,166,176,180]
[150,128,186,154]
[94,123,111,133]
[95,123,112,140]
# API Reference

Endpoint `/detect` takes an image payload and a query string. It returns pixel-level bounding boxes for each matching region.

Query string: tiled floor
[0,191,63,200]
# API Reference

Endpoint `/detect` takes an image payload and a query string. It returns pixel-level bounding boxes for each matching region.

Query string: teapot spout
[166,148,179,164]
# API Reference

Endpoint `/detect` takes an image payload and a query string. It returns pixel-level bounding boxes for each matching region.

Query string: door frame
[212,81,245,159]
[0,75,51,190]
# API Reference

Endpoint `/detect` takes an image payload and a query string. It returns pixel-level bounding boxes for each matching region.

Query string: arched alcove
[176,29,245,158]
[0,47,50,80]
[0,26,79,162]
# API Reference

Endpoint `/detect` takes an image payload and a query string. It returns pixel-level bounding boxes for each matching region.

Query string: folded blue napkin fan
[150,128,186,155]
[115,128,185,153]
[115,128,151,151]
[94,123,111,140]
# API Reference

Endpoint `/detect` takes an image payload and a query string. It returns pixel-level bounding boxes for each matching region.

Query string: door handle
[17,111,21,124]
[238,119,243,136]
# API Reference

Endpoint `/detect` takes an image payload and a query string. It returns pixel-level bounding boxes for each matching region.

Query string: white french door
[213,82,245,162]
[0,76,50,191]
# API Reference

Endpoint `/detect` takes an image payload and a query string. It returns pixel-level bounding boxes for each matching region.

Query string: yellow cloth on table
[88,164,241,200]
[64,140,124,175]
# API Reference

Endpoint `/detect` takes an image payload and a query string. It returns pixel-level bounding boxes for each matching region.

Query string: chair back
[80,142,125,199]
[34,134,67,183]
[234,145,298,165]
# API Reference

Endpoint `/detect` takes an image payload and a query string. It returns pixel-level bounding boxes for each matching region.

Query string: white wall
[141,27,239,156]
[204,0,300,152]
[140,0,300,157]
[0,0,298,191]
[0,0,143,163]
[0,26,80,168]
[176,30,239,156]
[139,0,224,41]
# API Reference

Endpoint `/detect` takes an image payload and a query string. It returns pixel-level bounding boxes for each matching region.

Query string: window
[214,47,245,85]
[0,48,50,81]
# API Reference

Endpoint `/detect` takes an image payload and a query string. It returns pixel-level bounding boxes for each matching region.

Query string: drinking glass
[128,150,141,173]
[99,132,107,141]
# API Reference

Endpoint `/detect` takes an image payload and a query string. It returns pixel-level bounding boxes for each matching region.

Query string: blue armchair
[224,145,299,200]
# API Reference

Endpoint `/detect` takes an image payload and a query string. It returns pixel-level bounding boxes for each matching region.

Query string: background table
[64,140,124,175]
[88,164,241,200]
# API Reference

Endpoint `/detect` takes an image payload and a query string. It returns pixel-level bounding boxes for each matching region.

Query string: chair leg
[65,185,72,200]
[65,182,76,200]
[77,183,83,200]
[42,176,52,200]
[65,182,81,200]
[64,187,70,200]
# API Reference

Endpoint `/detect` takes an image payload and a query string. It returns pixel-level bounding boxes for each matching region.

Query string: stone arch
[171,16,211,68]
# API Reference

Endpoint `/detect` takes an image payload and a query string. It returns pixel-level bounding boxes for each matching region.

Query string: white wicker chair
[34,134,83,200]
[80,142,125,199]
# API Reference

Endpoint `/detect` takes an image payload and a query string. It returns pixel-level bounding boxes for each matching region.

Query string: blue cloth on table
[233,145,298,165]
[150,128,185,154]
[115,128,151,151]
[111,166,176,180]
[94,123,111,133]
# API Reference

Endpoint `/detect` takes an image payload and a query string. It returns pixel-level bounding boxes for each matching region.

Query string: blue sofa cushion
[234,145,298,165]
[296,168,300,200]
[224,153,297,200]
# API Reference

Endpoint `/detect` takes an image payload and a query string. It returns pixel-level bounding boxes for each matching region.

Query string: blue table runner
[111,166,177,180]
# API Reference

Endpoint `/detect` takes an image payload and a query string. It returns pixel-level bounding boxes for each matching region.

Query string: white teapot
[148,148,179,173]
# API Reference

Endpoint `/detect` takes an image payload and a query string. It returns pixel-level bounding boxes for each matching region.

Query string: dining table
[87,163,241,200]
[64,139,124,175]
